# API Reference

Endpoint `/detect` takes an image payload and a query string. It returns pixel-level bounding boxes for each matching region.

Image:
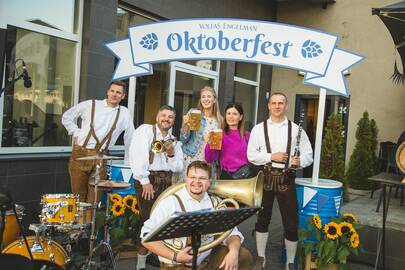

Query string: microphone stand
[0,72,24,97]
[5,191,34,262]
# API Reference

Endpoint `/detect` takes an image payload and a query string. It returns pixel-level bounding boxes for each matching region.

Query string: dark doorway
[294,95,350,177]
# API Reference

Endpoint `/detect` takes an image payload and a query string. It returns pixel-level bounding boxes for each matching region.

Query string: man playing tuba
[141,161,253,270]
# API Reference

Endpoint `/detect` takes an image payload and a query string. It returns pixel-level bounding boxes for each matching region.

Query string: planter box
[114,239,138,260]
[305,254,339,270]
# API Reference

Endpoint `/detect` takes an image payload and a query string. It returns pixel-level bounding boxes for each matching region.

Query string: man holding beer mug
[129,105,184,270]
[247,92,313,270]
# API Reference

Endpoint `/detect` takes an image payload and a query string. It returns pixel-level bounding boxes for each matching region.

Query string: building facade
[0,0,403,225]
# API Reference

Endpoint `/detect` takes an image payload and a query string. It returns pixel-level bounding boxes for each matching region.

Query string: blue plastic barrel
[295,178,343,229]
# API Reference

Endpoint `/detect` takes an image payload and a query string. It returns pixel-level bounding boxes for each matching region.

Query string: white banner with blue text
[106,19,364,96]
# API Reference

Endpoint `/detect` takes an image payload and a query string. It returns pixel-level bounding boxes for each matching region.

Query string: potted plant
[96,193,141,254]
[299,213,361,270]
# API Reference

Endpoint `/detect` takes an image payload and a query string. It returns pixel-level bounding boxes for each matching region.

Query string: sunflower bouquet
[96,193,141,248]
[298,213,361,269]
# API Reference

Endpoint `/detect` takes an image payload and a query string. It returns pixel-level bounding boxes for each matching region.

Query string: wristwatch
[172,252,177,263]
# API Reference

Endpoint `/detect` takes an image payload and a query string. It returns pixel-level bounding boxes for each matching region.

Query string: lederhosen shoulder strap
[97,105,121,151]
[82,100,100,148]
[172,194,186,212]
[263,119,292,169]
[149,125,157,165]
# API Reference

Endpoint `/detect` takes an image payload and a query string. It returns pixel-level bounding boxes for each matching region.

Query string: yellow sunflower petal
[350,232,360,248]
[123,195,135,208]
[111,202,125,217]
[110,193,122,203]
[324,222,339,240]
[343,213,358,222]
[312,214,322,230]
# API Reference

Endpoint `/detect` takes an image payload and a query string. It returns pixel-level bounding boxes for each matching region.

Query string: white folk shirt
[62,99,134,151]
[247,117,313,169]
[129,124,183,185]
[140,187,244,266]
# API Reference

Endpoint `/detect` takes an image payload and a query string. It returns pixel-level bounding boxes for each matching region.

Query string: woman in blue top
[179,86,222,179]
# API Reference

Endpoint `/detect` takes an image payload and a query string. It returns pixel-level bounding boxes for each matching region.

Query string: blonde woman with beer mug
[179,86,222,177]
[205,102,259,179]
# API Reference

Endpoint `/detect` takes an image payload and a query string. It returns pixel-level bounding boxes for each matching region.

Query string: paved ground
[116,199,375,270]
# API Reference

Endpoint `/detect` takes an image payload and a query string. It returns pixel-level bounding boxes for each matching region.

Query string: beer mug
[189,109,202,131]
[209,129,223,150]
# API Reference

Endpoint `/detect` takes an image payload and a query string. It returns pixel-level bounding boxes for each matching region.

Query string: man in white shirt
[129,105,184,270]
[62,80,134,203]
[141,160,253,270]
[247,92,313,270]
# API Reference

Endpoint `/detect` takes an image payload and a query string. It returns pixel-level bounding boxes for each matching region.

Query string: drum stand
[84,160,117,270]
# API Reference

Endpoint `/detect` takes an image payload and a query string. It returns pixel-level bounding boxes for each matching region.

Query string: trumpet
[151,138,177,154]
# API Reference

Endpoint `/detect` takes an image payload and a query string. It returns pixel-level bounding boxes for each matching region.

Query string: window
[234,62,260,131]
[116,7,169,130]
[0,0,82,153]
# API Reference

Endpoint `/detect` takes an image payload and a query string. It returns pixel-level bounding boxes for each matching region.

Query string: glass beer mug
[189,109,202,131]
[209,129,223,150]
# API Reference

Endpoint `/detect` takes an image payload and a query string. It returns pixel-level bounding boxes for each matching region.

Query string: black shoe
[146,253,160,267]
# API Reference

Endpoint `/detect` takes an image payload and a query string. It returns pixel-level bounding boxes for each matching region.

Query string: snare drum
[1,205,24,247]
[40,194,79,225]
[2,236,68,269]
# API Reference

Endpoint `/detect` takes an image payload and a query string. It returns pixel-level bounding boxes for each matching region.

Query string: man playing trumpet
[141,161,253,270]
[129,105,183,270]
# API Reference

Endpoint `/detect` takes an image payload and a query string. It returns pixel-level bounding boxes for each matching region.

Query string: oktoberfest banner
[106,19,364,96]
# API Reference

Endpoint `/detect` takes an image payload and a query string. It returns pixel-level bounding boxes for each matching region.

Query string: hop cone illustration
[139,33,158,50]
[301,40,323,58]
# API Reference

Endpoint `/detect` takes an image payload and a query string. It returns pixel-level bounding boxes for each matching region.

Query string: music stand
[142,206,260,270]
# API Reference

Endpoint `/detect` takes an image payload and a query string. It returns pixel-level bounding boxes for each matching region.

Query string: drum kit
[0,153,131,270]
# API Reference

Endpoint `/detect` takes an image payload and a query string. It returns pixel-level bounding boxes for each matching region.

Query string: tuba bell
[396,141,405,183]
[149,171,264,253]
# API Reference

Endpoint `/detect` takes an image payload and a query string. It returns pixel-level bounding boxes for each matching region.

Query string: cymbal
[88,180,130,190]
[76,153,123,161]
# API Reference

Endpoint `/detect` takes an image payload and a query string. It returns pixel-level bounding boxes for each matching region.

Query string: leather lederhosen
[262,119,292,192]
[69,100,121,202]
[255,120,299,241]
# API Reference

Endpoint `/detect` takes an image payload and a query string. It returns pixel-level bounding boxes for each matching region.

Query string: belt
[160,262,192,269]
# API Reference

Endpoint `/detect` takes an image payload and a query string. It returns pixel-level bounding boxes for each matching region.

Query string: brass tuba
[149,171,264,253]
[396,141,405,183]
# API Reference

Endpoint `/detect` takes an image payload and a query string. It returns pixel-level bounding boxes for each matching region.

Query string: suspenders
[82,100,121,151]
[262,119,292,191]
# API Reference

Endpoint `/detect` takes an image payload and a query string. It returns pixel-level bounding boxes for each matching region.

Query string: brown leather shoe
[286,263,294,270]
[253,256,265,270]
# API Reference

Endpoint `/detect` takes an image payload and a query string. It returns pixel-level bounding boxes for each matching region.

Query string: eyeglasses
[188,176,210,182]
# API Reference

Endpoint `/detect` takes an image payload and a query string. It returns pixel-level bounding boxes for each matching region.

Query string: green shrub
[345,112,378,190]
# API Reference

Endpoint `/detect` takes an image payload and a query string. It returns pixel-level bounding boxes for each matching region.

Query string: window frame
[0,0,84,154]
[233,64,261,127]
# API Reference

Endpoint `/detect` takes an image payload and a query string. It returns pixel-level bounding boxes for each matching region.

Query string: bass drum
[2,236,68,270]
[1,204,24,248]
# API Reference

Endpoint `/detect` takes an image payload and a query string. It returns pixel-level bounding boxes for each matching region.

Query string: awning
[372,1,405,84]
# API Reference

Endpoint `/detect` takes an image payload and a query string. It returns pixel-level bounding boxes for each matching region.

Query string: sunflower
[123,195,135,209]
[324,222,340,240]
[111,201,125,217]
[339,222,355,235]
[110,193,122,203]
[312,214,322,230]
[343,213,358,223]
[131,198,140,215]
[350,232,360,248]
